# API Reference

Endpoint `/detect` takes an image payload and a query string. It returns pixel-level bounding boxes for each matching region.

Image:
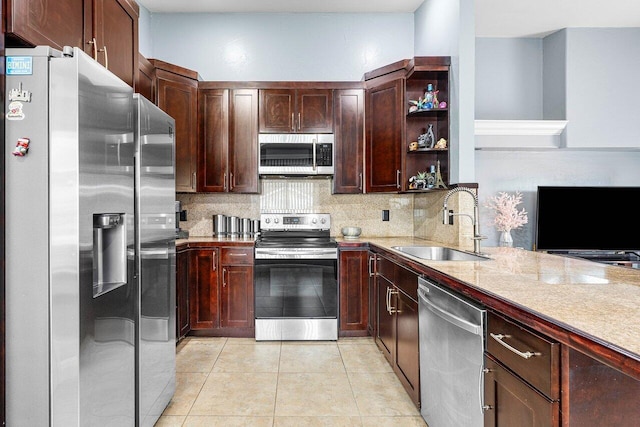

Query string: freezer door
[5,46,58,427]
[49,47,136,426]
[134,94,177,426]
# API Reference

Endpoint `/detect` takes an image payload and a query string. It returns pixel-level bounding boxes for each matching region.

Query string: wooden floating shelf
[407,148,448,153]
[407,108,448,116]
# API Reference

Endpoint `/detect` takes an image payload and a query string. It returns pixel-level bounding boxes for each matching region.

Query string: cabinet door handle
[87,38,98,60]
[388,288,398,314]
[192,172,196,190]
[359,173,363,191]
[490,333,541,359]
[224,173,227,191]
[230,172,234,191]
[98,45,108,69]
[298,112,301,131]
[222,268,227,287]
[368,255,375,277]
[211,251,217,272]
[291,113,295,132]
[396,170,401,189]
[386,287,391,314]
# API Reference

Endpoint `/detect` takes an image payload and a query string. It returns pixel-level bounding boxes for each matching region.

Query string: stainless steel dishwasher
[418,276,486,427]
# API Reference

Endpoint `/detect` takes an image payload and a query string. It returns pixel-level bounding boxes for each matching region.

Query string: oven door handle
[255,248,338,259]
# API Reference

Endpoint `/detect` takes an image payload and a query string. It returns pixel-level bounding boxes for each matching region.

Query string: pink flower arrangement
[484,191,528,232]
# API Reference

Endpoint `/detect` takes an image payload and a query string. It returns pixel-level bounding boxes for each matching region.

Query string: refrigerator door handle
[139,248,169,259]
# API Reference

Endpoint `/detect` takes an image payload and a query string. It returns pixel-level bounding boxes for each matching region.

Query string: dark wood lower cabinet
[176,248,190,341]
[189,248,219,331]
[338,249,369,336]
[484,355,559,427]
[186,245,254,337]
[395,289,419,403]
[367,253,377,337]
[373,254,420,408]
[376,275,395,360]
[563,347,640,426]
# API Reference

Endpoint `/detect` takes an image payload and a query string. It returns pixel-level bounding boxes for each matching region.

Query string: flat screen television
[535,186,640,252]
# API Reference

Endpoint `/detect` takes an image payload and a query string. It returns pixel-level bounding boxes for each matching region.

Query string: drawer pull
[490,333,541,359]
[229,253,247,256]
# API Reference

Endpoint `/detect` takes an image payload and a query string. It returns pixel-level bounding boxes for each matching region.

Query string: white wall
[475,38,543,120]
[475,28,640,249]
[562,28,640,148]
[414,0,476,184]
[144,12,414,81]
[475,150,640,250]
[138,5,152,57]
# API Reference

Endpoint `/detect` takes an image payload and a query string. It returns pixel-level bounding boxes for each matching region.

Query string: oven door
[254,254,338,341]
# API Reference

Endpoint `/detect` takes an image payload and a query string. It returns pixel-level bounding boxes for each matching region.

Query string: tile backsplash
[177,178,477,247]
[177,179,413,238]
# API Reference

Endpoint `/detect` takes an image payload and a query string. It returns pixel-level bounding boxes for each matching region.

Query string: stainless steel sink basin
[392,246,490,261]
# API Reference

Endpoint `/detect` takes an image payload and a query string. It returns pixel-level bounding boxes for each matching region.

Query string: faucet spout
[442,187,486,254]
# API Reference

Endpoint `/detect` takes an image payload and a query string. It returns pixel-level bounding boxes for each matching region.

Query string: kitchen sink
[392,246,490,261]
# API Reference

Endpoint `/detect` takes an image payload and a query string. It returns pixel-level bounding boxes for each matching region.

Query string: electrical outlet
[382,210,390,221]
[447,210,454,225]
[180,210,187,221]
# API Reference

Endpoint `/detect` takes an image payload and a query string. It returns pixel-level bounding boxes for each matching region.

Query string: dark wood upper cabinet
[333,89,365,194]
[365,57,451,193]
[86,0,139,88]
[5,0,138,89]
[152,60,200,193]
[137,53,155,102]
[365,78,403,193]
[198,88,229,192]
[228,89,259,193]
[198,87,258,193]
[259,88,333,133]
[5,0,85,49]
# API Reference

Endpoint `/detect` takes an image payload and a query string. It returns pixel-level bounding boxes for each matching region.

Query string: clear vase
[499,230,514,247]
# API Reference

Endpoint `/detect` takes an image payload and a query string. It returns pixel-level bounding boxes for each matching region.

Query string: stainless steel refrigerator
[5,46,176,426]
[133,93,176,427]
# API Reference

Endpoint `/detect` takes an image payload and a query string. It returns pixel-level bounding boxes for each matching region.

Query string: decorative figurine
[417,132,428,148]
[425,124,435,148]
[434,160,447,189]
[434,138,447,149]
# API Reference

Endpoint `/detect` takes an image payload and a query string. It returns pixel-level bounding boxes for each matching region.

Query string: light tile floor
[155,337,427,426]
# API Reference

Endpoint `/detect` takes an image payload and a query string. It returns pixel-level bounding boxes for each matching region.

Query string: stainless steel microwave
[258,134,334,177]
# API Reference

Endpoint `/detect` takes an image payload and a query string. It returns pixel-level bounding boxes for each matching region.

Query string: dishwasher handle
[418,286,483,336]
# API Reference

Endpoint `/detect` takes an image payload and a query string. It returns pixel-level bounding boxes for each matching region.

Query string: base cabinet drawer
[484,355,559,427]
[487,311,560,400]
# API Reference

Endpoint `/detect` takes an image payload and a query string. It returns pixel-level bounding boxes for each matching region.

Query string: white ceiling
[136,0,640,38]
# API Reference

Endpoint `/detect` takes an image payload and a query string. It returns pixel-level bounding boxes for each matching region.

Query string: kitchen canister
[213,214,227,236]
[241,218,251,237]
[227,216,240,236]
[251,219,260,235]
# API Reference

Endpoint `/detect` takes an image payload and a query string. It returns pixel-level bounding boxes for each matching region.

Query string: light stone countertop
[363,236,640,368]
[178,235,640,372]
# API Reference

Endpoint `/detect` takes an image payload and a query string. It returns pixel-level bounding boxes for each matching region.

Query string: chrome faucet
[442,187,486,254]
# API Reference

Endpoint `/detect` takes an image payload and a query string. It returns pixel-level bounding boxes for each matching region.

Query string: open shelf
[407,148,448,153]
[407,108,448,117]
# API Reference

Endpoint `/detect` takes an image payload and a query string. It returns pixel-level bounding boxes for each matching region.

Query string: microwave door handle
[312,139,317,171]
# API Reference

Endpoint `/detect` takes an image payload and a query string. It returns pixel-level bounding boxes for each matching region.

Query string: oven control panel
[260,213,331,231]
